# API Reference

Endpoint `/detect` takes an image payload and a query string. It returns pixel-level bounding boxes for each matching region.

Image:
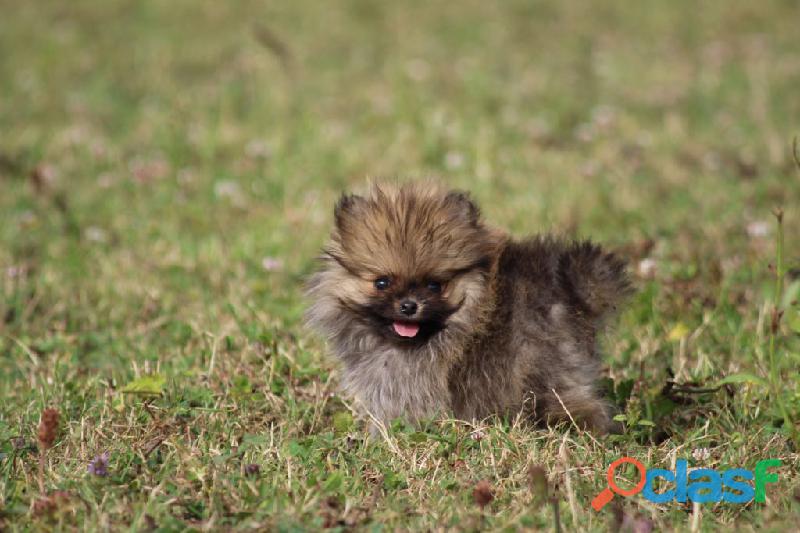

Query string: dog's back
[449,236,631,432]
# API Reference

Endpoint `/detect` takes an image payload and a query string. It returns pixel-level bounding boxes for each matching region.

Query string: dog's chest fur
[338,344,452,424]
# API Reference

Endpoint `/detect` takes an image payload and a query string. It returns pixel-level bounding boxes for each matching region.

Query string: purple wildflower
[88,452,109,477]
[244,463,260,476]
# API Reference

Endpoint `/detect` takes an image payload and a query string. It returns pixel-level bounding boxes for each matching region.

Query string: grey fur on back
[449,236,632,431]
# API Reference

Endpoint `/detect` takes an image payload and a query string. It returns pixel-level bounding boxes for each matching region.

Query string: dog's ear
[444,190,481,225]
[333,193,366,229]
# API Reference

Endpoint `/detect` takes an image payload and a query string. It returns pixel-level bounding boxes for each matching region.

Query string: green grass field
[2,1,800,530]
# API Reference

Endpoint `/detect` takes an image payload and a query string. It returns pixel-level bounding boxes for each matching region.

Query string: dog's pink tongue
[393,321,420,337]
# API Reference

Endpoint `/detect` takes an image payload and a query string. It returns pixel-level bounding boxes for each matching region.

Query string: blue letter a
[687,468,723,503]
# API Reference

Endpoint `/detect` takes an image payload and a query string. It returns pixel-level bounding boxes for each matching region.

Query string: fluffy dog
[306,182,631,433]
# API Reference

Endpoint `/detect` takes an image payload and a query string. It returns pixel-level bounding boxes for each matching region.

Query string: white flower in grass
[84,226,108,243]
[638,258,658,278]
[444,151,465,170]
[746,221,769,238]
[469,430,486,441]
[261,257,284,272]
[691,447,711,461]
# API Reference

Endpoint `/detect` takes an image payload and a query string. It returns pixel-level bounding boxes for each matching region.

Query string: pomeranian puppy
[306,182,631,433]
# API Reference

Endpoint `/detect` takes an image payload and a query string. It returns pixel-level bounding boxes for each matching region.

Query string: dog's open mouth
[392,321,420,338]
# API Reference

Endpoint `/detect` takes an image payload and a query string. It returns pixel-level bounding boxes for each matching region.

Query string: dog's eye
[427,280,442,293]
[374,277,391,290]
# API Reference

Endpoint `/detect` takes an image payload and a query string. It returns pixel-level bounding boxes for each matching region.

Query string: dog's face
[355,269,460,345]
[317,183,500,347]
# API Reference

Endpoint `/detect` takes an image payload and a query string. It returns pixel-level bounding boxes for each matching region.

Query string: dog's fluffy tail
[557,240,633,322]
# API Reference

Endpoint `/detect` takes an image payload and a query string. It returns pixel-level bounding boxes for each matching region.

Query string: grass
[1,0,800,530]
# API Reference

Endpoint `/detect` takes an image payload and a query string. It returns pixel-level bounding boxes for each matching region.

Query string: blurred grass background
[1,0,799,530]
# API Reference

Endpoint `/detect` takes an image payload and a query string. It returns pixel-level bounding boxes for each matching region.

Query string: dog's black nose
[399,300,418,316]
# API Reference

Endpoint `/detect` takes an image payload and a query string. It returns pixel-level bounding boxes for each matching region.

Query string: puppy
[306,182,631,433]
